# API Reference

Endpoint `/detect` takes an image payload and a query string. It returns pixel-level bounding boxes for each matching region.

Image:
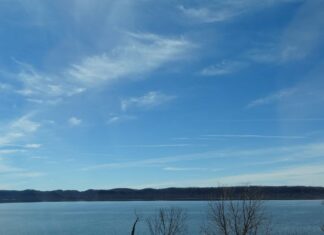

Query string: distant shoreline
[1,186,324,203]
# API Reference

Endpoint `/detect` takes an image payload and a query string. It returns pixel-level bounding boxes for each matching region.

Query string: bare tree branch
[131,212,140,235]
[146,207,187,235]
[321,201,324,233]
[202,186,271,235]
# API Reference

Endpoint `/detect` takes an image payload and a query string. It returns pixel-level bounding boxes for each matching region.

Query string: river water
[0,200,323,234]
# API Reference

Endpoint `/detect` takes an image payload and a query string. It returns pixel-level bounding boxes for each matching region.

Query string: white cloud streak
[136,163,324,188]
[68,33,193,86]
[0,158,43,178]
[279,0,324,62]
[179,5,238,23]
[121,91,176,111]
[0,114,41,147]
[24,143,42,149]
[179,0,301,23]
[202,134,304,139]
[163,167,208,172]
[0,83,13,91]
[201,60,247,76]
[247,88,297,108]
[106,115,136,124]
[0,163,22,174]
[247,0,324,63]
[81,142,324,171]
[116,144,192,148]
[12,33,193,104]
[211,164,324,186]
[0,149,26,155]
[68,117,82,126]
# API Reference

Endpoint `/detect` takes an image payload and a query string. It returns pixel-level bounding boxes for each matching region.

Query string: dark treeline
[0,186,324,203]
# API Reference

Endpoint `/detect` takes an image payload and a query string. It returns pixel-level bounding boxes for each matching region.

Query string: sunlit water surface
[0,200,323,235]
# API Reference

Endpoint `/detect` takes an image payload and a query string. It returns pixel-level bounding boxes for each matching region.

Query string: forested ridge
[0,186,324,203]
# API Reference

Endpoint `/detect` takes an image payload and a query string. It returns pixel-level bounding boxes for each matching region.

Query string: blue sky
[0,0,324,190]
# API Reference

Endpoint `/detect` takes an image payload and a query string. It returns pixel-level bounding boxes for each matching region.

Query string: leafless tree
[131,212,140,235]
[321,201,324,233]
[201,187,271,235]
[146,207,187,235]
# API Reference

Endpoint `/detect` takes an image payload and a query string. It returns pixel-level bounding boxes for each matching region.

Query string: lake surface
[0,200,323,235]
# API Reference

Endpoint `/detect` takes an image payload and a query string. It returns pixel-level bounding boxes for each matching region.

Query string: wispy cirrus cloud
[12,172,44,178]
[15,64,84,99]
[0,162,22,174]
[172,133,306,141]
[0,114,41,147]
[246,65,324,120]
[106,115,136,125]
[0,114,42,166]
[200,118,324,122]
[121,91,176,111]
[81,142,324,171]
[0,82,13,91]
[202,134,304,139]
[116,144,192,148]
[163,167,209,172]
[24,143,42,149]
[179,0,300,23]
[0,149,25,156]
[67,33,193,86]
[201,60,247,76]
[178,5,238,23]
[247,0,324,63]
[0,144,41,159]
[11,33,193,104]
[279,0,324,62]
[210,163,324,186]
[137,163,324,188]
[0,158,43,178]
[81,148,213,171]
[0,144,41,155]
[247,88,297,108]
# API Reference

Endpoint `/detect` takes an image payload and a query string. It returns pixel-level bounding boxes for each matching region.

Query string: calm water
[0,200,323,235]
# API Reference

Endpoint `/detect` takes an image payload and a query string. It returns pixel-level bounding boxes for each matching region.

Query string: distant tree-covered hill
[0,186,323,203]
